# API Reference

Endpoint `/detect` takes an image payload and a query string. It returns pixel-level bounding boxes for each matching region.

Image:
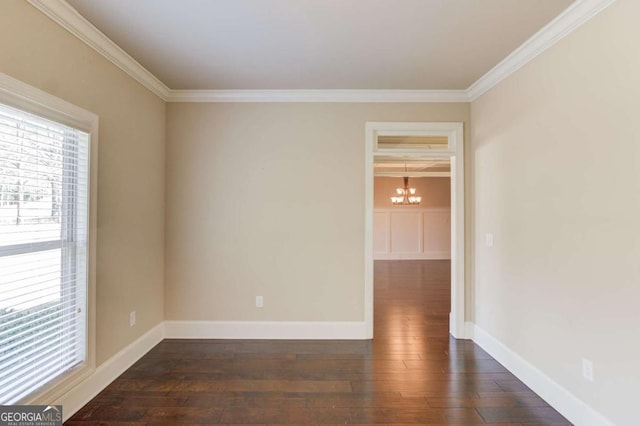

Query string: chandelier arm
[389,173,422,205]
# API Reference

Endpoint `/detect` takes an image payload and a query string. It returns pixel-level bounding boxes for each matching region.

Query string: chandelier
[391,176,421,205]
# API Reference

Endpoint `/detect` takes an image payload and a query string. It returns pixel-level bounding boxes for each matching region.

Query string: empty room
[0,0,638,425]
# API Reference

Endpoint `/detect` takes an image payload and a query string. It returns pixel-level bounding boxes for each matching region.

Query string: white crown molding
[467,0,616,101]
[26,0,170,101]
[167,89,469,103]
[27,0,615,103]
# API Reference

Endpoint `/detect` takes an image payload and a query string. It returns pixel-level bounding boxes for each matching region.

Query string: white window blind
[0,101,89,404]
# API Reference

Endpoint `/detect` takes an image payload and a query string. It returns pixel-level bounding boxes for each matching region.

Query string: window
[0,75,96,404]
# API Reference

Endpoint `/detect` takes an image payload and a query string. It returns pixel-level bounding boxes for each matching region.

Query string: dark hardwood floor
[67,260,570,425]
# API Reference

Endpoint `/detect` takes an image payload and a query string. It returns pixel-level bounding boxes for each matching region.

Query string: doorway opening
[365,122,465,339]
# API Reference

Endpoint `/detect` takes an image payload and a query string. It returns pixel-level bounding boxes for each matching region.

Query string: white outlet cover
[129,311,136,327]
[485,233,494,247]
[256,296,264,308]
[582,358,594,382]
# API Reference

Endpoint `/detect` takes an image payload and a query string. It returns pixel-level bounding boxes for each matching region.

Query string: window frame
[0,72,97,404]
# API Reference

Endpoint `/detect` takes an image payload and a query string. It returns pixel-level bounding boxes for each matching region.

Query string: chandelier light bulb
[390,175,422,206]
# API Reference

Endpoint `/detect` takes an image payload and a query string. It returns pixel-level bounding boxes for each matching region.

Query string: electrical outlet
[255,296,264,308]
[582,358,594,382]
[129,311,136,327]
[485,233,494,247]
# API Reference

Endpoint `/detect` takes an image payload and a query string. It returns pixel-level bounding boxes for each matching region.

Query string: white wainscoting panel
[390,211,422,254]
[374,208,450,260]
[423,209,451,258]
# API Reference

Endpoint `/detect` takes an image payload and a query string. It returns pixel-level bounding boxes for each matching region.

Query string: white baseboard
[164,320,368,340]
[472,324,613,426]
[464,321,475,339]
[57,322,165,422]
[56,320,366,420]
[53,320,613,425]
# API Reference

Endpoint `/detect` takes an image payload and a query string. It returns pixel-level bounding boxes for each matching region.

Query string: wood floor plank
[143,406,223,423]
[349,406,486,424]
[427,394,550,408]
[476,406,572,424]
[66,260,569,425]
[305,393,427,409]
[223,379,352,393]
[219,407,352,424]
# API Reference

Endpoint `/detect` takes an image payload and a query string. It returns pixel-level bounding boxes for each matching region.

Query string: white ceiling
[64,0,574,91]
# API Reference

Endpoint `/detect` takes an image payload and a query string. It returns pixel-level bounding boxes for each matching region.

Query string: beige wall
[471,0,639,424]
[165,103,469,321]
[0,1,166,364]
[374,177,450,208]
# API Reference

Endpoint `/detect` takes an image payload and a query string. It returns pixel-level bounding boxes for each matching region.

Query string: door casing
[365,122,465,338]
